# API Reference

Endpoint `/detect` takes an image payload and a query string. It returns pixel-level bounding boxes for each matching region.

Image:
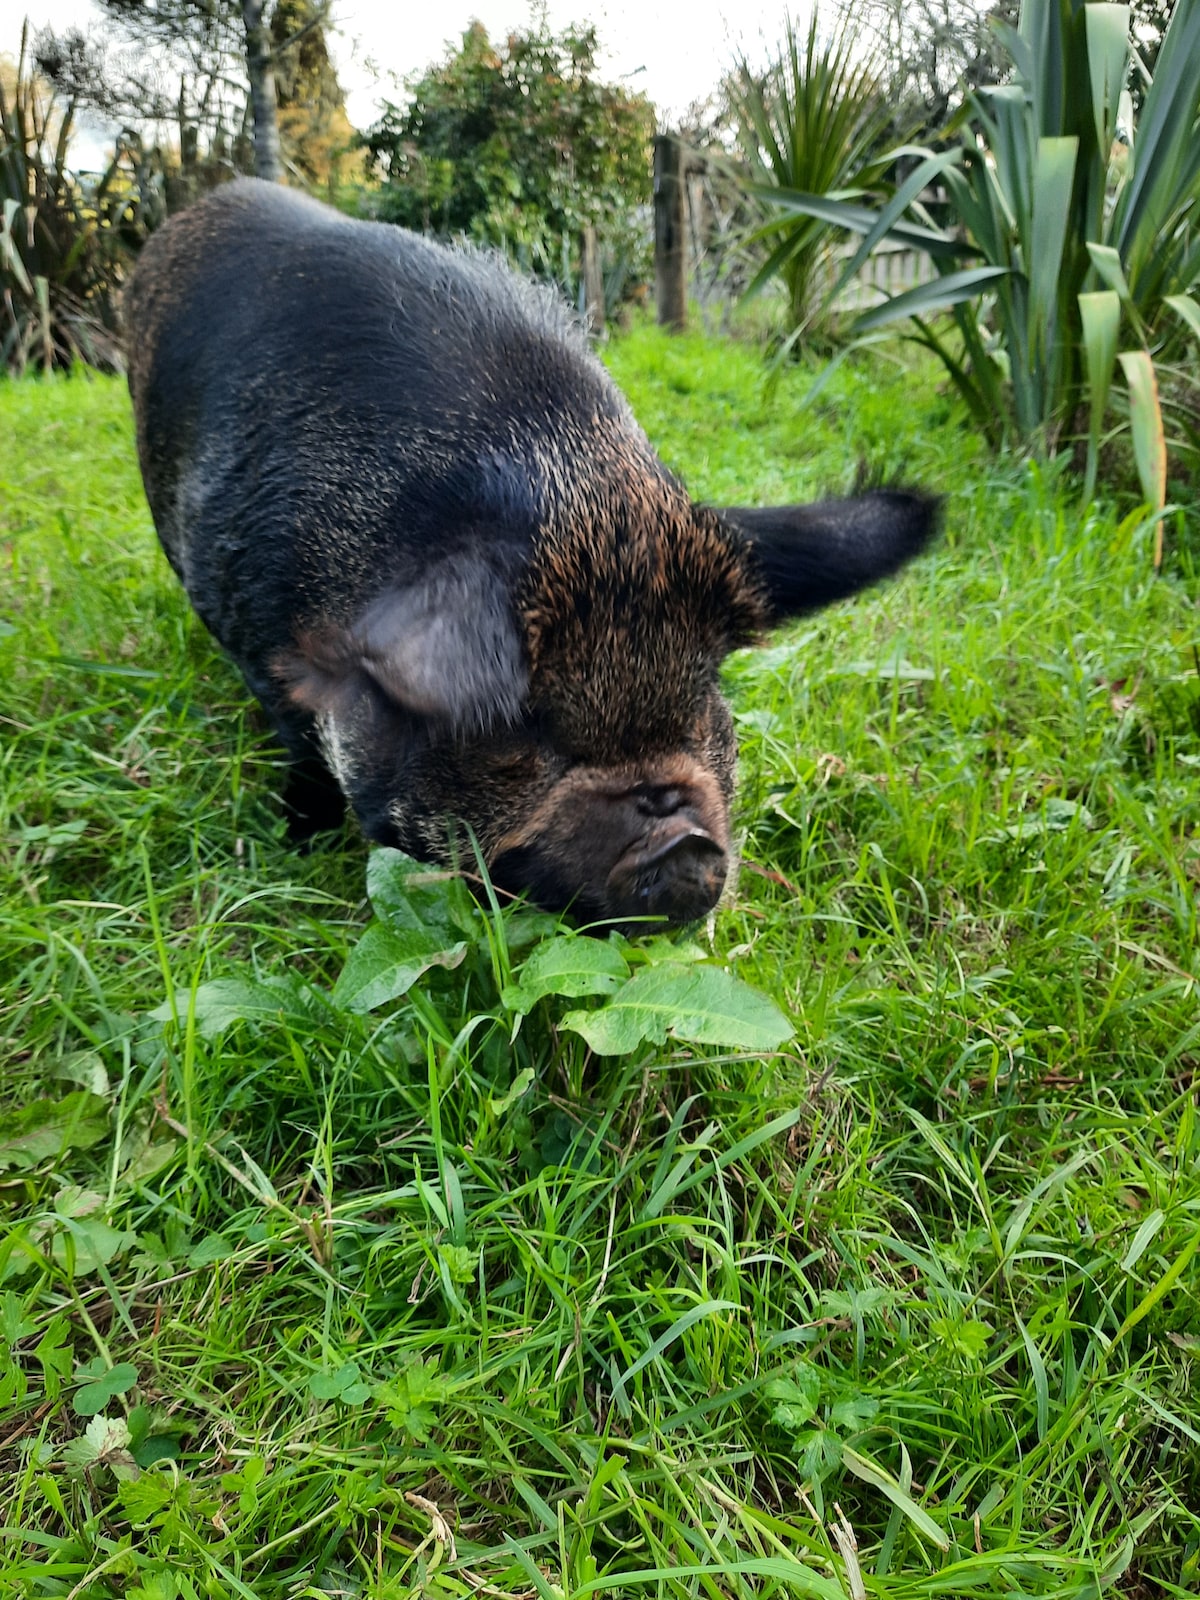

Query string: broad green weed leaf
[986,796,1095,843]
[53,1215,139,1276]
[332,921,466,1014]
[117,1473,178,1525]
[0,1291,34,1343]
[150,976,332,1038]
[310,1362,368,1404]
[130,1435,182,1468]
[439,1243,476,1284]
[221,1455,267,1517]
[764,1366,821,1431]
[503,936,630,1013]
[118,1133,180,1186]
[0,1356,26,1410]
[627,935,709,966]
[127,1406,183,1469]
[379,1355,450,1440]
[798,1427,843,1484]
[35,1317,73,1399]
[187,1233,237,1267]
[930,1316,993,1361]
[187,1228,238,1267]
[0,1092,108,1171]
[55,1051,110,1096]
[830,1392,880,1432]
[367,847,471,934]
[561,963,793,1056]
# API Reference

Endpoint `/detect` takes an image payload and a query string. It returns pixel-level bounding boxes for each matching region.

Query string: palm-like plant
[754,0,1200,516]
[728,14,896,346]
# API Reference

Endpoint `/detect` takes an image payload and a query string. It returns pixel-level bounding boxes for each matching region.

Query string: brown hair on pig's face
[414,698,740,929]
[487,489,765,926]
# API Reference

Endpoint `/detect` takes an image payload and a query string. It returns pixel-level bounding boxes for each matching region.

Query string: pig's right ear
[278,553,528,732]
[720,489,940,623]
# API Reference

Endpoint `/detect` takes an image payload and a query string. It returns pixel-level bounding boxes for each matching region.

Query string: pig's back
[125,178,633,666]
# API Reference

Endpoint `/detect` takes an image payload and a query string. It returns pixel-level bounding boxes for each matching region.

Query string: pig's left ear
[718,489,941,623]
[280,552,528,731]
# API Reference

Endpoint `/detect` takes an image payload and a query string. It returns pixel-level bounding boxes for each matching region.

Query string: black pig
[126,180,937,927]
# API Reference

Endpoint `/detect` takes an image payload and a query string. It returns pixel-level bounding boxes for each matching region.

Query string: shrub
[359,19,654,310]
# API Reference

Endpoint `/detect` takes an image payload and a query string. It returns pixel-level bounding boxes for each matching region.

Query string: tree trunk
[242,0,282,181]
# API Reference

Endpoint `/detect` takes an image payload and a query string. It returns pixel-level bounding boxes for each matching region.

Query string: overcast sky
[17,0,809,140]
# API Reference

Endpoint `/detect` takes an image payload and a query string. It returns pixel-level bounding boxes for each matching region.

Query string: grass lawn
[1,326,1198,1599]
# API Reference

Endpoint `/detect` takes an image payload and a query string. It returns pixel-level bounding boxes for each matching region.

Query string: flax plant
[728,13,896,348]
[752,0,1200,516]
[1,21,158,374]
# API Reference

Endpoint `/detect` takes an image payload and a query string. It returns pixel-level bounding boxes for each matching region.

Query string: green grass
[1,330,1198,1600]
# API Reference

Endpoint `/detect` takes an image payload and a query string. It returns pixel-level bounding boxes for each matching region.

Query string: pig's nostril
[634,785,687,818]
[638,825,725,869]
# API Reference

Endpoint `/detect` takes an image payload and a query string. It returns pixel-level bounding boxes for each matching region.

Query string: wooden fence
[829,240,938,311]
[653,133,942,330]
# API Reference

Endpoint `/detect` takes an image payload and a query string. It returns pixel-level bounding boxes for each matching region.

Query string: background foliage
[1,25,158,375]
[360,18,654,300]
[751,0,1200,503]
[33,0,355,201]
[727,14,897,350]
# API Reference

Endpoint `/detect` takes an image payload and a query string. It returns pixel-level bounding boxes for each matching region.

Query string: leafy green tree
[35,0,346,195]
[360,19,653,291]
[271,0,357,187]
[848,0,1019,136]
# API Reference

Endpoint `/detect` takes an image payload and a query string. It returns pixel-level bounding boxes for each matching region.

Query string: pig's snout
[488,766,731,929]
[606,812,728,925]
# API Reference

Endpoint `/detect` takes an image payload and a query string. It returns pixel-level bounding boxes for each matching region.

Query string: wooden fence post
[653,134,687,332]
[580,225,604,335]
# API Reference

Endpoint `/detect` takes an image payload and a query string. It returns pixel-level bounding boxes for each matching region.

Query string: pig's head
[280,455,937,929]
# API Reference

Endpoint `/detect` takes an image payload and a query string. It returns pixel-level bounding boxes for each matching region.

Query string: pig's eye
[517,706,550,742]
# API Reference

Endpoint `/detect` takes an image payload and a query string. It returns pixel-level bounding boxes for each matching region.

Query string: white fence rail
[831,241,937,311]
